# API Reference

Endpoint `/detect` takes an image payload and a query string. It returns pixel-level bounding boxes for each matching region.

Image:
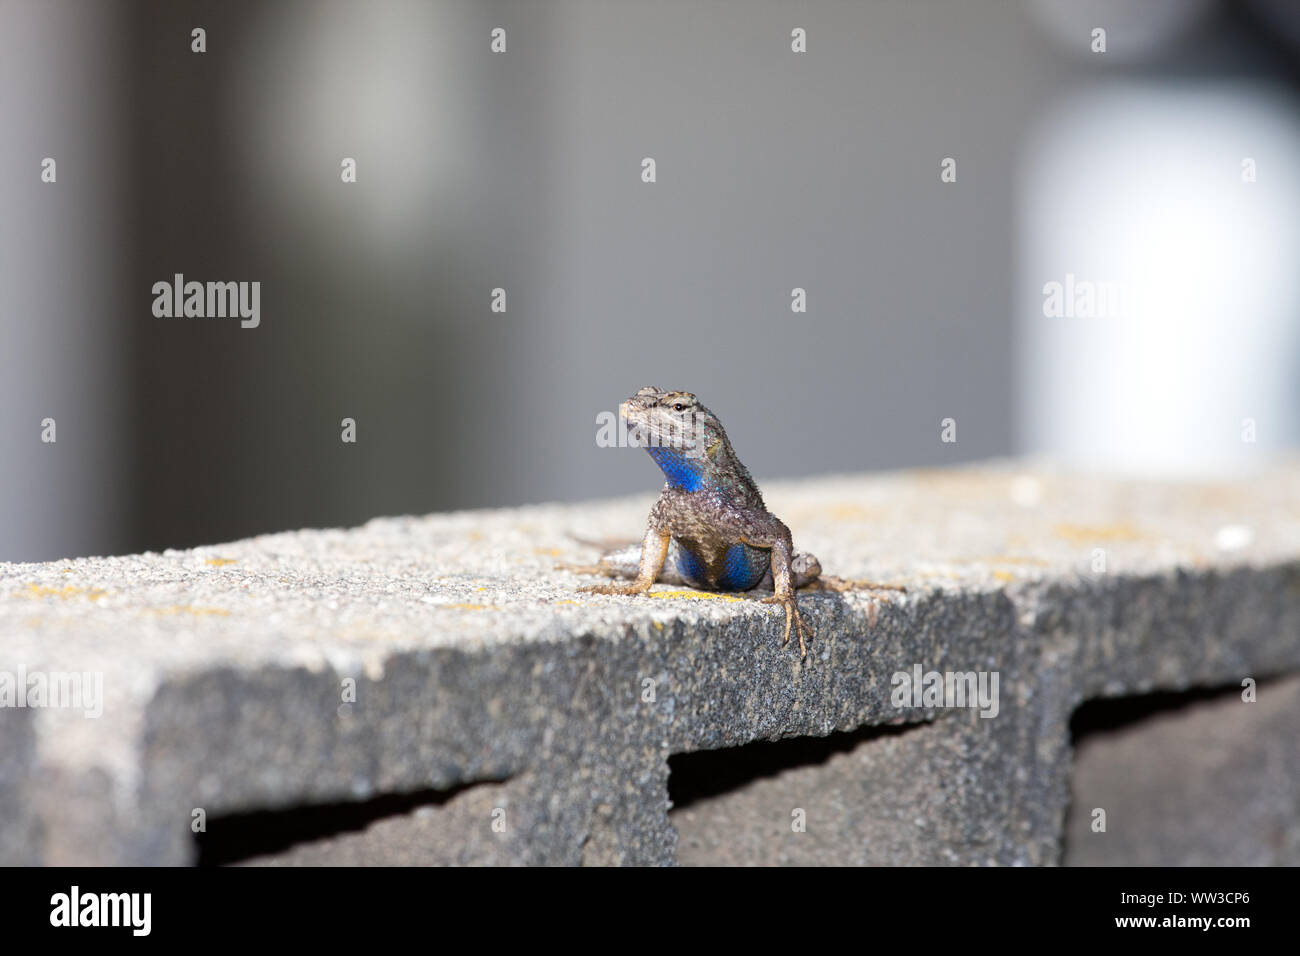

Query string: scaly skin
[578,386,844,659]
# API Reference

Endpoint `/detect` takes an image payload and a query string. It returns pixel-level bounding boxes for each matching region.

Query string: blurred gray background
[2,0,1299,562]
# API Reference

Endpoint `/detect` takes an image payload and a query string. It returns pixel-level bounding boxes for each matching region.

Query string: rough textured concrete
[1,459,1299,865]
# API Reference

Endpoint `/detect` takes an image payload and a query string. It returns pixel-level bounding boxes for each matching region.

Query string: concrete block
[2,460,1298,864]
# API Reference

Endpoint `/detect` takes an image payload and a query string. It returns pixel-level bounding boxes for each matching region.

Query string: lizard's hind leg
[556,534,640,577]
[557,544,645,580]
[577,529,672,596]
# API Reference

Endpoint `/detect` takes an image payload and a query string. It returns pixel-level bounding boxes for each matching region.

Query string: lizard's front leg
[751,525,814,661]
[579,526,670,596]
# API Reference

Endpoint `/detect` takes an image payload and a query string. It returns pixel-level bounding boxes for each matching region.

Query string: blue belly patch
[674,542,768,591]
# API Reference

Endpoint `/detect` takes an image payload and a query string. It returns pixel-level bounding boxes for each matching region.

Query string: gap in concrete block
[1064,673,1300,866]
[668,721,935,865]
[1068,683,1249,739]
[197,779,496,866]
[668,723,919,811]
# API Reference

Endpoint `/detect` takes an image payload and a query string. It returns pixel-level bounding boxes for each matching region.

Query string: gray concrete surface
[2,459,1299,864]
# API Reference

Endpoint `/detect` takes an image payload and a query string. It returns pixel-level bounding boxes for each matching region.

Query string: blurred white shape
[1214,524,1254,551]
[1016,82,1300,478]
[1029,0,1215,62]
[1009,474,1043,508]
[229,0,470,256]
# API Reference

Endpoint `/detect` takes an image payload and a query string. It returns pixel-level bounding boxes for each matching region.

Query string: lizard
[574,386,903,660]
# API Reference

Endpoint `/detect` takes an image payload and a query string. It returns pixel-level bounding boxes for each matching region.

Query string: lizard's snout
[621,389,658,417]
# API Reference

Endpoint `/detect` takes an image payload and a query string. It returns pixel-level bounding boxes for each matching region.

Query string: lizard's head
[620,386,729,488]
[620,387,717,451]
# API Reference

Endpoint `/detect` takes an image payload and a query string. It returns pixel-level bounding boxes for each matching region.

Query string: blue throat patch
[646,445,707,492]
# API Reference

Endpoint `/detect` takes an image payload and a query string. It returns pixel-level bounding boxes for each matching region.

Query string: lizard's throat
[645,444,712,492]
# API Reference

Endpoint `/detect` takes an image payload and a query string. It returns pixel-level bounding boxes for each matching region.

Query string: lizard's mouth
[625,421,657,448]
[619,402,653,432]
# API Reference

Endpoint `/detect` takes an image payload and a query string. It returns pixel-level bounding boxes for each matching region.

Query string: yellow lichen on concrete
[646,590,746,602]
[1053,522,1144,544]
[21,583,107,601]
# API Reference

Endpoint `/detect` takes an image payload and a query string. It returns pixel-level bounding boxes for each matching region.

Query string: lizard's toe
[762,594,812,660]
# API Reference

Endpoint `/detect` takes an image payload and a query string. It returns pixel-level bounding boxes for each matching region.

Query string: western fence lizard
[576,386,902,660]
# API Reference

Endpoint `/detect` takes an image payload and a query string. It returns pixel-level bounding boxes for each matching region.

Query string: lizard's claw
[762,594,813,661]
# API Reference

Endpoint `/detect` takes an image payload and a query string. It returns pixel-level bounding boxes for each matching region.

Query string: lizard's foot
[579,582,652,597]
[761,594,813,661]
[817,575,906,594]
